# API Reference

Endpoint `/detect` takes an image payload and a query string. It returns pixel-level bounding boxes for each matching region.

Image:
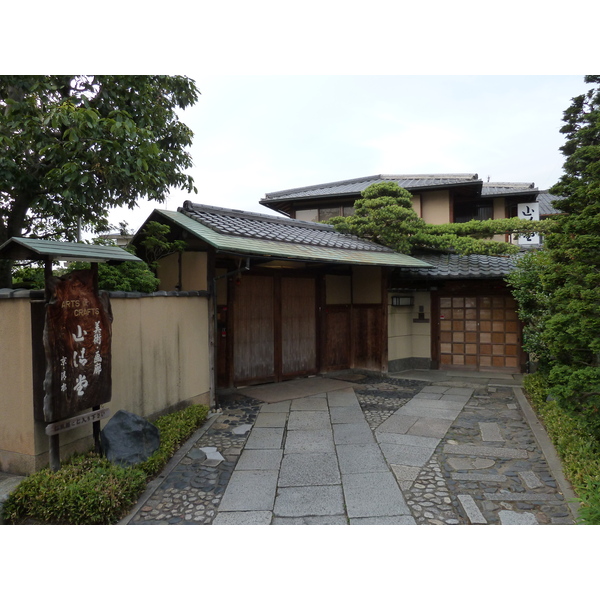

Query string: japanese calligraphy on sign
[517,202,540,245]
[43,269,113,423]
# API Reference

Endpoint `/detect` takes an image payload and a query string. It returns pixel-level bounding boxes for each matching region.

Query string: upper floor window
[295,205,355,223]
[453,200,493,223]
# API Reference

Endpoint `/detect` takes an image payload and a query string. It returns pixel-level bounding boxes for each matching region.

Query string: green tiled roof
[154,207,431,269]
[0,237,142,263]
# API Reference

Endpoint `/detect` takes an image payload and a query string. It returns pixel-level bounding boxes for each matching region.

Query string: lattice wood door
[438,295,520,371]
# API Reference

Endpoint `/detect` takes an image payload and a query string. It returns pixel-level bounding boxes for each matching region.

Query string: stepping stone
[499,510,538,525]
[479,422,504,442]
[519,470,544,489]
[447,457,495,470]
[443,444,528,459]
[232,424,253,435]
[457,494,487,524]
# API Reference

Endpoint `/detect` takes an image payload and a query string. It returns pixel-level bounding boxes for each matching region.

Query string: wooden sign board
[43,269,113,423]
[45,407,111,436]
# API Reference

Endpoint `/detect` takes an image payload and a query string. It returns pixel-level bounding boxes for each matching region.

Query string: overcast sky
[107,74,591,233]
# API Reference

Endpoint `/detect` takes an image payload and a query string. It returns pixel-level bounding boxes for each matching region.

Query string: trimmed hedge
[2,403,209,525]
[524,373,600,524]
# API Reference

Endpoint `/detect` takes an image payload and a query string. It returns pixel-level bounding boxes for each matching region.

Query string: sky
[106,74,592,234]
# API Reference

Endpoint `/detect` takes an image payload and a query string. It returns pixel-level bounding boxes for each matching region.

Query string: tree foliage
[328,181,550,255]
[0,75,199,287]
[136,220,187,273]
[507,76,600,437]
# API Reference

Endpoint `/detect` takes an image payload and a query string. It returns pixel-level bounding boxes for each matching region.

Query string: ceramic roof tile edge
[150,208,432,269]
[400,253,520,279]
[0,288,209,299]
[262,173,480,201]
[0,237,142,263]
[179,201,405,253]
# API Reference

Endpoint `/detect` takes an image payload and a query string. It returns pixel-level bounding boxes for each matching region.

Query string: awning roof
[0,237,142,264]
[149,207,432,269]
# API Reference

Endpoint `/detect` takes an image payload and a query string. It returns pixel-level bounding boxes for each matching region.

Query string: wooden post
[49,433,60,472]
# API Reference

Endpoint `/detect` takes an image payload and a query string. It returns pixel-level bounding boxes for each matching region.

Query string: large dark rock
[101,410,160,467]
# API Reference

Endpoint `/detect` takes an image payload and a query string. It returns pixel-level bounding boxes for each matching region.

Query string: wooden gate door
[232,275,275,384]
[438,294,521,371]
[322,305,352,371]
[281,277,318,378]
[231,274,317,386]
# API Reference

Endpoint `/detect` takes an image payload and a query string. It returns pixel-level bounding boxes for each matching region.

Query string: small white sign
[517,202,540,245]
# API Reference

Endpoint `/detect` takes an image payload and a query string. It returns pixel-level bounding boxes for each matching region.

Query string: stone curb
[513,387,581,522]
[118,413,220,525]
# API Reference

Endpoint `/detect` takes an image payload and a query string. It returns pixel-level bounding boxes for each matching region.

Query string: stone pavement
[122,370,578,525]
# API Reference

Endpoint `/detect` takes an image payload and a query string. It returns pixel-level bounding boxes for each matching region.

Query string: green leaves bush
[524,373,600,524]
[2,403,209,525]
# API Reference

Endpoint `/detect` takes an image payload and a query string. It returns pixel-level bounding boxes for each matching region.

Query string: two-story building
[259,173,561,374]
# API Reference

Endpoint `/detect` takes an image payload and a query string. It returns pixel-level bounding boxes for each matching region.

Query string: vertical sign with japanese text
[517,202,540,245]
[43,269,113,423]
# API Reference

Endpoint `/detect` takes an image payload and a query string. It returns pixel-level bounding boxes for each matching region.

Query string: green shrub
[2,403,210,525]
[524,373,600,524]
[1,454,147,525]
[138,404,210,477]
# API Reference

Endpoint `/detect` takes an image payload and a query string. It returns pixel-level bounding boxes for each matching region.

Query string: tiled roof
[262,174,480,203]
[179,202,387,252]
[143,203,432,269]
[537,191,563,216]
[481,182,536,197]
[399,253,519,279]
[0,237,142,264]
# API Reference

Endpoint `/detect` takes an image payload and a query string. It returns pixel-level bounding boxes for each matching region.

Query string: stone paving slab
[458,494,487,524]
[376,414,419,434]
[350,515,417,525]
[332,422,375,445]
[443,443,529,459]
[235,449,283,471]
[259,400,291,412]
[400,403,463,421]
[327,390,361,407]
[273,485,345,517]
[284,429,335,453]
[330,405,365,424]
[379,443,436,468]
[336,443,390,474]
[218,470,279,512]
[244,427,285,449]
[479,422,504,442]
[254,412,288,428]
[287,410,331,430]
[278,452,341,487]
[213,511,273,525]
[342,471,410,518]
[375,432,440,449]
[290,397,328,411]
[499,510,539,525]
[273,515,348,525]
[406,417,455,438]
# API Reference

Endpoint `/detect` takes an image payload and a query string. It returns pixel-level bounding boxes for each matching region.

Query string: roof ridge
[263,175,383,198]
[263,173,481,198]
[181,201,334,231]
